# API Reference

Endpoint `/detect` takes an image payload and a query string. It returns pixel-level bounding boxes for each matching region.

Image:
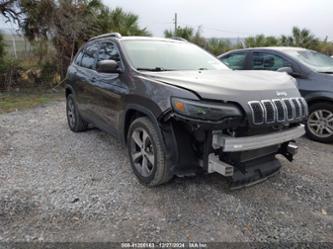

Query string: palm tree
[98,7,151,36]
[280,27,319,49]
[206,38,232,55]
[164,26,194,40]
[245,35,279,47]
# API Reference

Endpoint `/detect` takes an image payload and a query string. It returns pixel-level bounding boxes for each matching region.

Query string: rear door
[75,41,100,122]
[248,51,293,71]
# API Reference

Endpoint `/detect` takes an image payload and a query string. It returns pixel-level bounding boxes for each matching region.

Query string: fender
[120,102,179,173]
[304,91,333,105]
[65,84,75,97]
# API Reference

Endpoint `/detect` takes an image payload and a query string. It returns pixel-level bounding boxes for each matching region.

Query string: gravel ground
[0,100,332,242]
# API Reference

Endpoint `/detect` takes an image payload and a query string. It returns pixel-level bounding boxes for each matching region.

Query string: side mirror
[96,60,120,73]
[277,67,293,74]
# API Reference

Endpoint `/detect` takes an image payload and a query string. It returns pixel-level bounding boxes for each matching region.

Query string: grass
[0,89,64,114]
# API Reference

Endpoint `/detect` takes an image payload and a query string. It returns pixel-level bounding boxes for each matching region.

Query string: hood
[141,69,301,103]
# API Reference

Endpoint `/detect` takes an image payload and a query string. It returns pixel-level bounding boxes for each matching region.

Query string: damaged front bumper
[207,124,305,189]
[160,108,306,189]
[212,124,305,152]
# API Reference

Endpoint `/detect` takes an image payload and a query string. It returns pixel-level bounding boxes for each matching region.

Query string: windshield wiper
[319,71,333,74]
[136,67,174,72]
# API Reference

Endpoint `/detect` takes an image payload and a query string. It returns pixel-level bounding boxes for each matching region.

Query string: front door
[91,41,129,135]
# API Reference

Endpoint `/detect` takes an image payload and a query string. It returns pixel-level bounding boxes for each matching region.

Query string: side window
[97,42,121,63]
[220,53,247,70]
[252,52,291,71]
[81,43,99,70]
[74,50,84,66]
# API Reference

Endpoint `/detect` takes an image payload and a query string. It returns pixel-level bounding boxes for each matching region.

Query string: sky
[1,0,332,40]
[102,0,333,40]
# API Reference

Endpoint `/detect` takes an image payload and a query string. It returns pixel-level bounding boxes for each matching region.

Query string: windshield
[283,49,333,73]
[122,40,228,71]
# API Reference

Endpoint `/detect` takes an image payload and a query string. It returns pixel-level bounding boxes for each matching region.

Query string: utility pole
[174,13,178,34]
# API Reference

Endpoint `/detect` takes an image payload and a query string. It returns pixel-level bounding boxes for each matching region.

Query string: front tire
[127,117,173,186]
[66,94,88,132]
[306,102,333,143]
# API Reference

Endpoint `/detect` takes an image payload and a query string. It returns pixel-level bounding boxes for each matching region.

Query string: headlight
[171,97,242,121]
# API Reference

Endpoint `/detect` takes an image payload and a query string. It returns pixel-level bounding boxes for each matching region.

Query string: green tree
[291,26,319,49]
[280,35,294,46]
[20,0,55,63]
[18,0,150,75]
[318,38,333,55]
[0,32,6,75]
[0,32,5,61]
[245,34,279,47]
[98,7,151,36]
[52,0,104,71]
[280,27,319,49]
[164,26,233,55]
[191,26,206,48]
[164,26,194,40]
[206,38,232,55]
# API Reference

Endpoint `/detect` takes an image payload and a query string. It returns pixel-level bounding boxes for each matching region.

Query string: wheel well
[307,99,333,108]
[124,109,146,143]
[65,88,72,98]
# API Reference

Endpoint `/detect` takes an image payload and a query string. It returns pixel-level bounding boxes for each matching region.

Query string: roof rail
[89,32,122,41]
[172,37,188,42]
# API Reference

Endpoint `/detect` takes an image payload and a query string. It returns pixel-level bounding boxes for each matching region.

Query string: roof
[89,32,186,43]
[121,36,185,42]
[260,46,308,51]
[218,46,309,57]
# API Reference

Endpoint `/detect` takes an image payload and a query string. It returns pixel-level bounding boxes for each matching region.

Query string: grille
[283,99,294,120]
[248,97,307,125]
[273,100,285,122]
[262,100,275,123]
[292,98,301,118]
[248,101,264,124]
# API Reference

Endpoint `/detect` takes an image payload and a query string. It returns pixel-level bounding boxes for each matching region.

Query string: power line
[177,20,251,37]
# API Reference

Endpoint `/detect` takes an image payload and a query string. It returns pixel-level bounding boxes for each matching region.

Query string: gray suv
[65,34,307,188]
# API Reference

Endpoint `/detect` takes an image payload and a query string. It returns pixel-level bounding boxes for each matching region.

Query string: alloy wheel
[130,128,155,177]
[67,97,76,128]
[307,109,333,138]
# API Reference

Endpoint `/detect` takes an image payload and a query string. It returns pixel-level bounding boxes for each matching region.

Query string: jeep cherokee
[65,33,307,188]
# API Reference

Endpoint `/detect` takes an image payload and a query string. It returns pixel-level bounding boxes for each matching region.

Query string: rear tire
[306,102,333,143]
[66,94,88,132]
[127,117,173,186]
